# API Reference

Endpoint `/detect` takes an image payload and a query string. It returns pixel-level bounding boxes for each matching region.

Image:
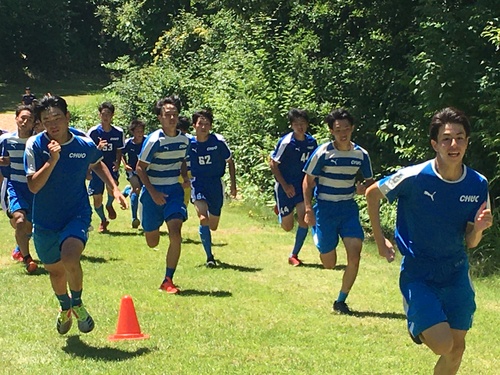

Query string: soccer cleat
[333,301,352,315]
[288,255,302,267]
[159,277,179,294]
[98,220,109,233]
[24,256,38,274]
[409,329,423,345]
[131,218,140,229]
[106,204,117,220]
[56,309,73,335]
[205,258,217,268]
[72,304,95,333]
[122,185,132,198]
[11,247,23,262]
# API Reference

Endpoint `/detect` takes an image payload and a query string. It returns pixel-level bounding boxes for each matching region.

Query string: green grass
[0,198,499,375]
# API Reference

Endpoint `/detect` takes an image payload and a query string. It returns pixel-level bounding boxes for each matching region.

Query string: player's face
[40,106,70,142]
[290,118,308,139]
[158,104,179,134]
[330,119,353,148]
[132,126,145,141]
[194,116,212,139]
[99,108,114,126]
[15,110,34,137]
[33,119,44,135]
[431,122,468,166]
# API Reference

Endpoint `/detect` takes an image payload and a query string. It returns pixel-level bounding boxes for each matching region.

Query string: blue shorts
[140,184,187,232]
[33,218,89,265]
[87,169,119,196]
[7,183,33,222]
[312,200,364,254]
[274,181,303,219]
[191,177,224,216]
[400,261,476,337]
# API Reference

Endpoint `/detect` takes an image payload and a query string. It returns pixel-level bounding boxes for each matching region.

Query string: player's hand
[124,164,133,172]
[474,201,493,232]
[151,189,168,206]
[304,209,316,227]
[97,138,107,150]
[230,184,237,199]
[355,182,366,195]
[112,161,120,172]
[113,188,128,210]
[47,140,61,161]
[377,238,396,263]
[283,183,296,198]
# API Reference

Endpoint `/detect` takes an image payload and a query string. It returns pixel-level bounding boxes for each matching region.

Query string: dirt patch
[0,113,15,133]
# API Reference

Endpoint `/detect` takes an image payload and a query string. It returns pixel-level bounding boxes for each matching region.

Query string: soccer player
[21,87,36,105]
[136,96,190,294]
[270,108,317,266]
[303,108,374,315]
[177,115,193,206]
[365,107,492,375]
[25,95,127,335]
[189,109,237,267]
[0,105,37,273]
[87,102,125,232]
[121,119,145,228]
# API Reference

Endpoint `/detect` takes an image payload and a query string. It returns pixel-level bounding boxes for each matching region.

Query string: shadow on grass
[213,261,263,273]
[28,266,49,276]
[100,231,143,237]
[350,310,407,320]
[300,263,346,271]
[178,289,232,297]
[182,238,228,248]
[81,255,121,264]
[62,335,153,361]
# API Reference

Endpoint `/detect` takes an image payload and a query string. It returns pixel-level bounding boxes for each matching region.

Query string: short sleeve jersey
[123,137,145,171]
[189,133,231,179]
[86,124,125,168]
[24,132,103,230]
[271,132,318,185]
[303,141,373,202]
[378,160,490,263]
[0,132,29,187]
[138,129,190,187]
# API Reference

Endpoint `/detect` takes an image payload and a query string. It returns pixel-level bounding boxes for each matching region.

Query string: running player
[365,107,492,374]
[303,108,374,315]
[87,102,125,232]
[189,109,237,267]
[270,108,317,266]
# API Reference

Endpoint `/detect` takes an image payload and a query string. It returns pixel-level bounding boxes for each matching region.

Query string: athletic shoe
[106,204,117,220]
[205,258,217,268]
[98,220,109,233]
[24,256,38,274]
[131,218,140,229]
[72,304,95,333]
[333,301,352,315]
[11,247,23,262]
[288,255,302,267]
[159,277,179,294]
[56,309,73,335]
[122,185,131,198]
[409,329,423,345]
[273,204,279,215]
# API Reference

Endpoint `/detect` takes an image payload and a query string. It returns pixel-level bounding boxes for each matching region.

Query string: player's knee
[320,254,337,269]
[428,336,454,356]
[281,223,293,232]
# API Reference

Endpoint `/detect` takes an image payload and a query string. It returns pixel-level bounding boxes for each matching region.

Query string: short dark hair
[192,109,214,126]
[325,108,354,129]
[287,108,309,124]
[177,116,191,133]
[155,95,182,115]
[15,104,33,117]
[98,101,115,114]
[34,95,68,121]
[429,107,471,141]
[128,119,145,133]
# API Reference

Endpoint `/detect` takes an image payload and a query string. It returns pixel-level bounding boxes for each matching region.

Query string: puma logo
[424,191,436,201]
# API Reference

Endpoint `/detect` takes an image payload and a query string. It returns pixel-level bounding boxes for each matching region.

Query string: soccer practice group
[0,89,493,374]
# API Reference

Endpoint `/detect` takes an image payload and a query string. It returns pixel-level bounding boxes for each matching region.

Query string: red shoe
[288,255,302,267]
[11,248,23,262]
[24,257,38,274]
[159,277,179,294]
[106,204,117,220]
[98,220,109,233]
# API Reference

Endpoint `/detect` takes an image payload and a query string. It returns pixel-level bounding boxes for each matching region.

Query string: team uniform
[86,124,125,195]
[377,159,489,337]
[138,129,190,231]
[271,132,317,219]
[122,136,145,180]
[0,132,34,221]
[189,133,232,216]
[303,141,373,253]
[24,132,103,264]
[0,130,10,212]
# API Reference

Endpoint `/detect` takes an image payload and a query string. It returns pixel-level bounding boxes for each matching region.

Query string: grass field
[0,194,499,375]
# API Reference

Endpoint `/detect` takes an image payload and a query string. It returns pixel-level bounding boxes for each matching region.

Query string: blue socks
[130,192,138,220]
[337,291,348,303]
[70,289,82,307]
[199,225,213,260]
[95,205,106,222]
[291,226,308,256]
[106,193,114,207]
[56,293,71,311]
[166,267,176,280]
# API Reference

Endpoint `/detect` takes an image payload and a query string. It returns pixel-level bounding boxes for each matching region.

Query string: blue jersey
[189,133,231,178]
[303,141,373,202]
[123,137,145,171]
[378,160,490,265]
[86,124,125,169]
[271,132,317,185]
[24,132,103,230]
[139,129,189,187]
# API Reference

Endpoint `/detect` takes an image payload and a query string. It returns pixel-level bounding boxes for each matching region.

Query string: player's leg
[89,175,108,231]
[10,209,37,273]
[313,202,339,269]
[194,199,215,264]
[129,174,141,228]
[105,173,119,220]
[432,329,467,375]
[334,237,362,313]
[275,184,294,232]
[289,201,308,266]
[140,188,164,248]
[159,218,183,294]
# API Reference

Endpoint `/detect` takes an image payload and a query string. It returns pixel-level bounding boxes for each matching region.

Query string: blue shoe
[122,185,132,198]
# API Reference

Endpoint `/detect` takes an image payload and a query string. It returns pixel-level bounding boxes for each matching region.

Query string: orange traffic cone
[108,295,150,341]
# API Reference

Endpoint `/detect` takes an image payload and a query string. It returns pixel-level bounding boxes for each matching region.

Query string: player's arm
[121,153,133,172]
[465,201,493,248]
[27,140,61,193]
[356,178,375,195]
[180,159,190,188]
[0,156,10,166]
[136,160,167,205]
[302,173,316,227]
[270,159,295,198]
[113,148,122,172]
[227,158,237,198]
[365,183,395,262]
[90,160,127,210]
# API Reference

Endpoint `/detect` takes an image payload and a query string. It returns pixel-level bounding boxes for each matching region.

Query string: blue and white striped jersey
[303,141,373,202]
[0,132,29,185]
